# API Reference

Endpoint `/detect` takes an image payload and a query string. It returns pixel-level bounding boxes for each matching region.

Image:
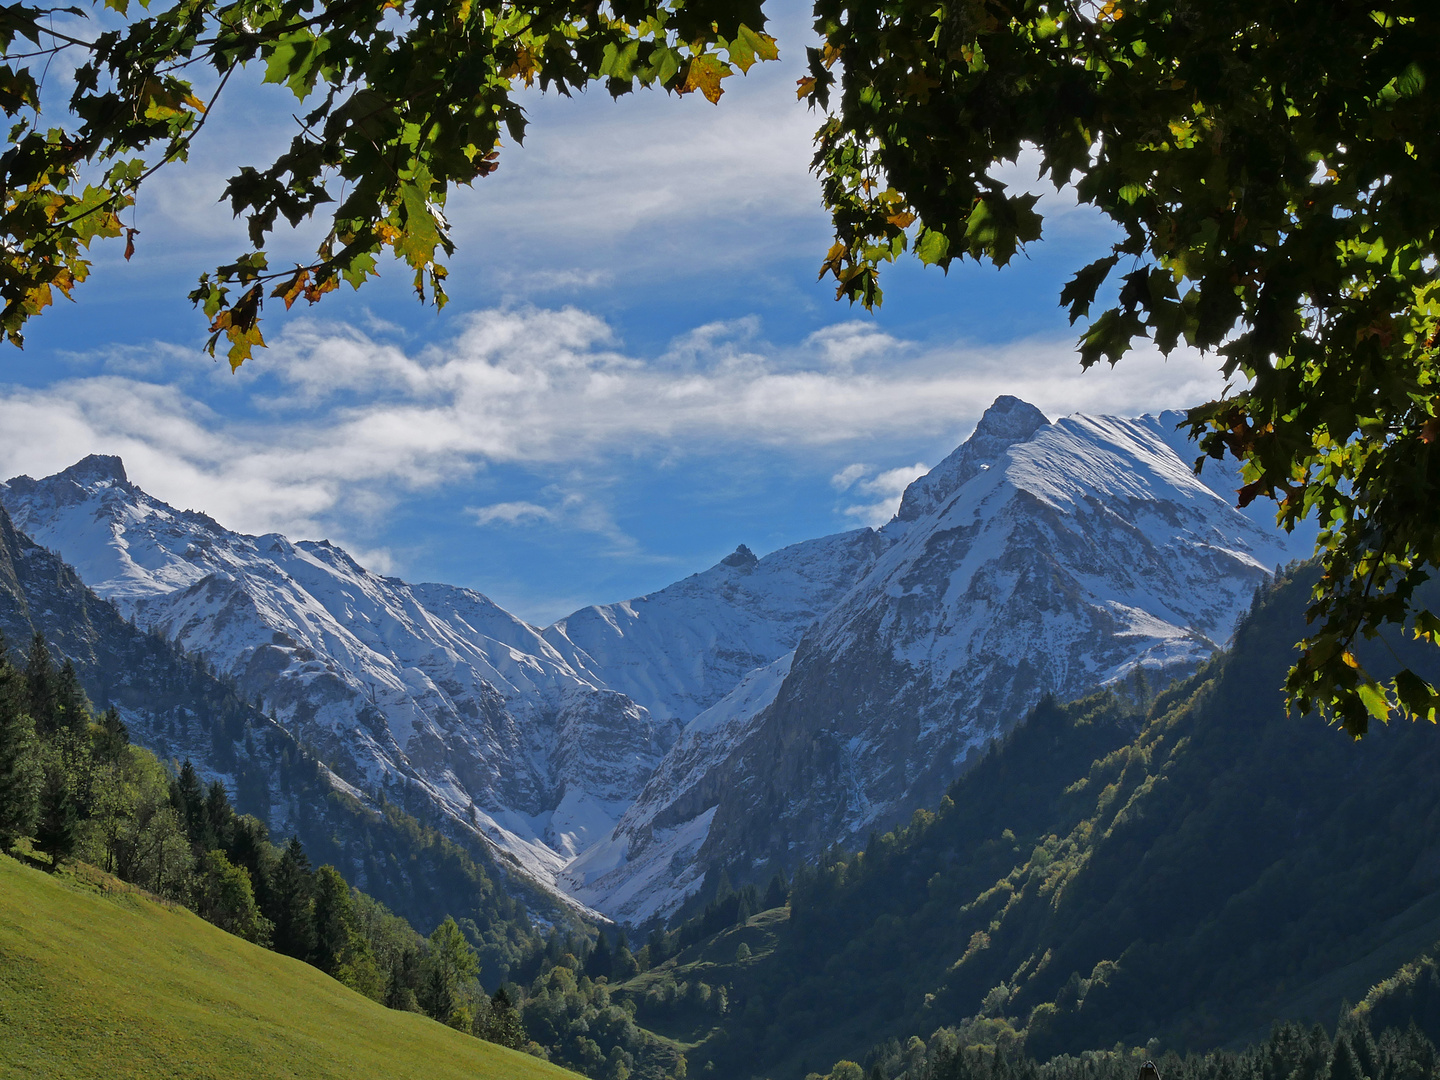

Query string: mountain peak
[893,396,1049,523]
[972,395,1050,443]
[719,544,758,569]
[57,454,128,487]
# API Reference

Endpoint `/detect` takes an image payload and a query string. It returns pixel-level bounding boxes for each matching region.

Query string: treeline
[0,630,531,1055]
[811,1018,1440,1080]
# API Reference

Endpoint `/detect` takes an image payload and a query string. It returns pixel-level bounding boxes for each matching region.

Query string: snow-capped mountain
[4,396,1314,925]
[0,456,671,894]
[567,398,1316,923]
[544,531,883,726]
[0,455,873,905]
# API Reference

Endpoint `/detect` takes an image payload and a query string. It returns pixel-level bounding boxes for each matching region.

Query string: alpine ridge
[4,396,1313,922]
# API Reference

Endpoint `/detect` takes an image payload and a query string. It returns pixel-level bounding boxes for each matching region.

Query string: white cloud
[470,501,557,526]
[836,462,930,526]
[469,489,638,555]
[0,303,1233,548]
[830,463,870,491]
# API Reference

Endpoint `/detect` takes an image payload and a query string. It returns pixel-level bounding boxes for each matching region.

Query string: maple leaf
[682,55,732,104]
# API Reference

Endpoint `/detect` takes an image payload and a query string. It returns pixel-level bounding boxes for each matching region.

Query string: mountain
[604,566,1440,1079]
[0,456,674,895]
[0,502,553,953]
[574,398,1314,923]
[2,397,1313,924]
[543,530,884,726]
[0,457,872,908]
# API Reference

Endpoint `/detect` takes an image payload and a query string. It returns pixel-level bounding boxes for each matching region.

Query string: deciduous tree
[800,0,1440,730]
[0,0,776,363]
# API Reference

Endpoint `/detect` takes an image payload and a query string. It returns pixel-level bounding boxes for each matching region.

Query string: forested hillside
[0,503,553,976]
[603,566,1440,1079]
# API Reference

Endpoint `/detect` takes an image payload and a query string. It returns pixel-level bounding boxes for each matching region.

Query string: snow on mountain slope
[557,652,794,922]
[572,399,1317,923]
[4,398,1317,926]
[0,457,672,898]
[543,531,883,725]
[0,455,880,910]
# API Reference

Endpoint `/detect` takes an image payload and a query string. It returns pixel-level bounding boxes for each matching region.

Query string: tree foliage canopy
[0,0,775,362]
[4,0,1440,727]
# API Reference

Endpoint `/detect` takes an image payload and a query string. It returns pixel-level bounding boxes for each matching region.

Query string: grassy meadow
[0,854,580,1080]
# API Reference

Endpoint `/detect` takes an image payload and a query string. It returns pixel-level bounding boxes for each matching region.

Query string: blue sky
[1,3,1234,623]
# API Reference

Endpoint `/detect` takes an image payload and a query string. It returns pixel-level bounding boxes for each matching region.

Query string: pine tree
[385,947,423,1012]
[170,760,210,850]
[1331,1031,1368,1080]
[311,864,360,975]
[735,886,754,924]
[763,872,789,910]
[203,781,233,851]
[34,756,78,864]
[54,660,91,736]
[484,985,527,1050]
[586,932,613,980]
[24,632,57,736]
[269,836,316,960]
[0,656,41,847]
[420,917,479,1024]
[95,706,129,763]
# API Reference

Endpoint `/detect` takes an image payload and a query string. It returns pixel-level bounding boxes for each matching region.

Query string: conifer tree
[54,660,91,736]
[95,707,129,763]
[270,836,317,960]
[736,887,754,924]
[763,872,789,911]
[226,815,275,913]
[203,781,233,852]
[171,760,210,850]
[385,947,424,1013]
[586,932,613,981]
[420,917,479,1025]
[484,985,527,1050]
[34,758,78,864]
[1331,1033,1369,1080]
[0,657,40,848]
[312,864,360,975]
[24,632,57,736]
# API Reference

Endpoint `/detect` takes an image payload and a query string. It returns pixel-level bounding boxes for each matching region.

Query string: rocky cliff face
[4,398,1314,924]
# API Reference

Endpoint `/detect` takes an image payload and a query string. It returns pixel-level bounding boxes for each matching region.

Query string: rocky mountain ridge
[6,396,1314,923]
[564,400,1316,922]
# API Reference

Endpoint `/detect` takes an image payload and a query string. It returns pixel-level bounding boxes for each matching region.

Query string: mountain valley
[2,397,1314,924]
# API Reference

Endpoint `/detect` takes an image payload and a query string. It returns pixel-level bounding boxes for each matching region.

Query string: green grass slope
[0,855,579,1080]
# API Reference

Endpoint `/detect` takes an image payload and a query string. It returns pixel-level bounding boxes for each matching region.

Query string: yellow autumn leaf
[683,55,731,104]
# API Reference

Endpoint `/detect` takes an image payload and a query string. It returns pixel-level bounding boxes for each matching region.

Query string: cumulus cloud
[0,303,1232,548]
